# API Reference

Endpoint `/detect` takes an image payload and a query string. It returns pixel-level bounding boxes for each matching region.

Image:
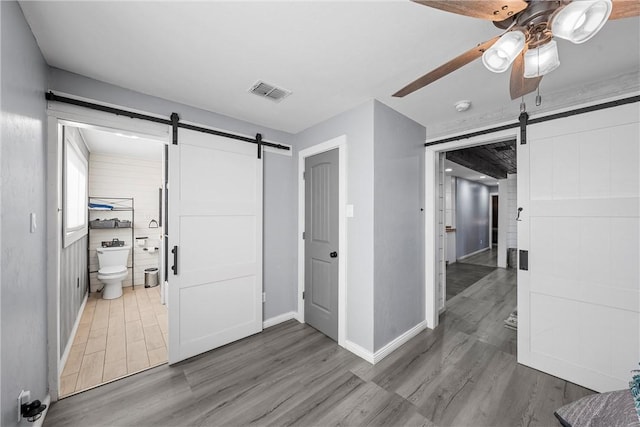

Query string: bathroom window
[63,127,88,247]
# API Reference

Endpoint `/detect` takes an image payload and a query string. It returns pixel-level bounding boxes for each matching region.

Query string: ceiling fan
[393,0,640,100]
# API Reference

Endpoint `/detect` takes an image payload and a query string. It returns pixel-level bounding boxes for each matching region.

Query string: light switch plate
[346,205,354,218]
[30,213,37,233]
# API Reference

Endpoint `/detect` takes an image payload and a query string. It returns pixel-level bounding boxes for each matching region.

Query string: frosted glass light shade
[524,40,560,77]
[551,0,612,44]
[482,31,526,73]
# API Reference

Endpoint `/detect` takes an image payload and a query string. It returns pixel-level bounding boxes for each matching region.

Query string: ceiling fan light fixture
[482,30,526,73]
[551,0,612,44]
[524,40,560,78]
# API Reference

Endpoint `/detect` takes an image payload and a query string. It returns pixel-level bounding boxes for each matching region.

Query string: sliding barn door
[438,153,446,311]
[518,103,639,392]
[168,129,263,364]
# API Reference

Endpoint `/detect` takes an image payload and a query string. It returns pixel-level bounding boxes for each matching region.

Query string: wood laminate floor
[457,248,498,268]
[445,263,497,301]
[59,286,168,398]
[46,269,593,427]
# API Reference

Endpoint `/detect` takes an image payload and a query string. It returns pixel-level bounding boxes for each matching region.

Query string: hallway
[446,249,499,300]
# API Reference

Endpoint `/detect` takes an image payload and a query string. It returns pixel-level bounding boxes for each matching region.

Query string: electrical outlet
[18,390,30,422]
[262,292,266,303]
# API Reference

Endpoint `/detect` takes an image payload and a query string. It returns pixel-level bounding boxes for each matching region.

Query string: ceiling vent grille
[248,80,291,102]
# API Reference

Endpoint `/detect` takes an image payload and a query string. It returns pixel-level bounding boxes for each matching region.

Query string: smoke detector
[454,100,472,112]
[248,80,292,103]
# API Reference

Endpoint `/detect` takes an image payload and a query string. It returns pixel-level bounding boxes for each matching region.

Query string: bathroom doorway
[55,123,169,398]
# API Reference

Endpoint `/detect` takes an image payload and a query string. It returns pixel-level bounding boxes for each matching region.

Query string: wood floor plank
[59,373,78,398]
[102,359,127,383]
[125,319,144,343]
[62,342,86,376]
[147,346,167,366]
[48,269,594,427]
[75,350,105,391]
[143,324,164,351]
[126,340,150,373]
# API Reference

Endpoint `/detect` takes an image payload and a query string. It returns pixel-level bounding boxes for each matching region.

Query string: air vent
[248,80,291,102]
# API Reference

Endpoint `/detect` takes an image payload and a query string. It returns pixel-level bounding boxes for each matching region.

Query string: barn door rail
[45,91,290,155]
[424,94,640,147]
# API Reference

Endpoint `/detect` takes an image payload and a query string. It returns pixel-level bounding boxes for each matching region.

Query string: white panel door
[518,102,640,392]
[168,129,262,364]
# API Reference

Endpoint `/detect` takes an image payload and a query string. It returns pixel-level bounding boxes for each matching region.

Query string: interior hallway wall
[295,101,375,352]
[373,101,425,352]
[455,177,490,258]
[1,2,49,425]
[48,69,297,322]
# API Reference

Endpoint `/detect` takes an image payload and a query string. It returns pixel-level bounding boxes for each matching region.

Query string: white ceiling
[80,127,163,161]
[20,1,640,134]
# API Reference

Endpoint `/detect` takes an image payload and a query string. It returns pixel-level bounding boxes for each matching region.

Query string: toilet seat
[98,265,127,279]
[98,265,127,276]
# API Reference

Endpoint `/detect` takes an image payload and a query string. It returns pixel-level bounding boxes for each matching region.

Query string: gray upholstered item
[555,389,640,427]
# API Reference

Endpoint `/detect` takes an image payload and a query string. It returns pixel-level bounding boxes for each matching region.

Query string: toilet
[96,246,131,299]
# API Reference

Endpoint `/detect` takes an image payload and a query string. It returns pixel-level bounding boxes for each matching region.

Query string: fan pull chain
[535,45,542,106]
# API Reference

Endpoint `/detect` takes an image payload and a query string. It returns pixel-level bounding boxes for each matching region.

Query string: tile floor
[59,286,168,398]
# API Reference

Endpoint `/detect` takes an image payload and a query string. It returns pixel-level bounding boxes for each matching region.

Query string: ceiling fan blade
[412,0,529,21]
[609,0,640,19]
[509,52,542,100]
[393,37,499,98]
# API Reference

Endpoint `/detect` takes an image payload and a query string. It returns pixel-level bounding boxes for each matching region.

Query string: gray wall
[455,177,490,258]
[373,101,425,351]
[59,127,89,356]
[60,238,88,356]
[1,2,49,425]
[263,151,296,319]
[48,69,298,322]
[295,100,427,353]
[295,101,375,352]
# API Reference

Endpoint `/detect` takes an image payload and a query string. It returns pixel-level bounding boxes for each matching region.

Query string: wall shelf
[88,197,135,292]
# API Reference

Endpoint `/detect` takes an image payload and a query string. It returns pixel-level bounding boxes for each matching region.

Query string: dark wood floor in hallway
[45,268,593,427]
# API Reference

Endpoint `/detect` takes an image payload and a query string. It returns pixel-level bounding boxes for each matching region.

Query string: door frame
[297,135,347,348]
[46,99,170,401]
[425,127,520,329]
[489,192,498,249]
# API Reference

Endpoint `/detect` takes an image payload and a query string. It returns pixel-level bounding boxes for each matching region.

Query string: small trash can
[507,248,517,269]
[144,267,159,288]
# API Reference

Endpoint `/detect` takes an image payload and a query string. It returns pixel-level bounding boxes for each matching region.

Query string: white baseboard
[59,292,88,376]
[263,311,298,329]
[457,246,490,261]
[343,340,375,364]
[373,320,429,364]
[32,394,50,427]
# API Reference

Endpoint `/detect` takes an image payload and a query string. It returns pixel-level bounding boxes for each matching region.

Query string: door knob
[330,251,338,258]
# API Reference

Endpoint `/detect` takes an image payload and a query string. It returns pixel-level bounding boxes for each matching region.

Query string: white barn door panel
[518,102,639,392]
[168,129,263,364]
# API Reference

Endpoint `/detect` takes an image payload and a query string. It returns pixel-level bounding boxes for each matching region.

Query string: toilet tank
[96,246,131,267]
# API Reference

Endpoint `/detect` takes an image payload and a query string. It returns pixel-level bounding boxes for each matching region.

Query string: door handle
[171,246,178,275]
[516,207,523,221]
[330,251,338,258]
